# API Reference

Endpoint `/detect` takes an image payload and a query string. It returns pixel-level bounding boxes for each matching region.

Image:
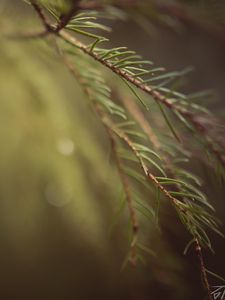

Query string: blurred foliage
[0,34,120,248]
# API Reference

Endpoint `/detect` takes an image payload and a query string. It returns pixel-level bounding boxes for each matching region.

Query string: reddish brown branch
[31,1,53,32]
[195,239,213,300]
[105,123,139,266]
[6,30,49,40]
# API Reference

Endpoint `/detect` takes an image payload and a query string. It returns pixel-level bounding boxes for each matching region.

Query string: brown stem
[104,122,139,267]
[6,30,49,40]
[30,1,53,32]
[195,239,212,300]
[58,31,189,119]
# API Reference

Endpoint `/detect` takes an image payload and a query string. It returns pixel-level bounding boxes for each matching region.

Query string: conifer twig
[6,30,49,39]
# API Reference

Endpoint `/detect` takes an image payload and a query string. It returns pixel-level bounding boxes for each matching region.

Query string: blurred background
[0,1,225,299]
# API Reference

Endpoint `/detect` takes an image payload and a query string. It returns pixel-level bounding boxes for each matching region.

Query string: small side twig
[6,30,49,40]
[195,239,213,300]
[30,1,53,32]
[105,124,139,266]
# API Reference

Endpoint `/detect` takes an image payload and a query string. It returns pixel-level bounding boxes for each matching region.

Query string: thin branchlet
[101,115,139,267]
[30,1,53,32]
[195,239,213,300]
